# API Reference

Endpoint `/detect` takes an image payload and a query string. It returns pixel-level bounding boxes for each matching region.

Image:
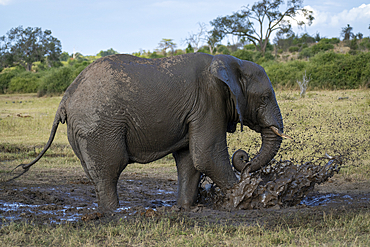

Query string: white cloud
[0,0,12,5]
[284,3,370,38]
[310,4,370,27]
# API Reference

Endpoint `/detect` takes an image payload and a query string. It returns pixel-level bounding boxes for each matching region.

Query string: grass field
[0,89,370,246]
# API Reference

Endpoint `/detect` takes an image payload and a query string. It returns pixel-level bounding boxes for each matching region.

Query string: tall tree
[341,24,354,41]
[210,0,314,57]
[0,26,62,71]
[158,38,176,56]
[184,23,208,53]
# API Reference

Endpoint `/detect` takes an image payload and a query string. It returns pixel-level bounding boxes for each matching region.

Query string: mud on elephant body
[19,53,289,211]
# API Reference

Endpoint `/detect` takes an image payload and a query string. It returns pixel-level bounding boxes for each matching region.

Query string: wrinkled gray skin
[22,53,284,211]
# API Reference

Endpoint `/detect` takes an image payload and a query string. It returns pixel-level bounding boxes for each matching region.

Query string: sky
[1,0,369,56]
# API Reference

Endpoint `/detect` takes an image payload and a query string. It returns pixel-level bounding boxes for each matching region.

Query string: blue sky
[1,0,369,55]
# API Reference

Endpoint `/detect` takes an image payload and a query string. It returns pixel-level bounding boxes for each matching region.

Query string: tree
[97,48,119,57]
[0,26,62,71]
[184,22,208,53]
[341,24,354,41]
[355,32,363,40]
[60,52,70,61]
[210,0,314,57]
[206,33,220,54]
[158,38,176,56]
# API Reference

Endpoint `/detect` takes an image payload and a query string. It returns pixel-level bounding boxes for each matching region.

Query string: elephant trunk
[244,127,283,173]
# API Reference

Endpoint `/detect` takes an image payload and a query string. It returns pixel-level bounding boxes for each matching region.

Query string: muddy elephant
[20,53,290,211]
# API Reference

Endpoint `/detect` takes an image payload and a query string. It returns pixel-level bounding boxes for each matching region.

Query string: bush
[298,39,335,59]
[289,46,299,52]
[359,38,370,50]
[8,71,42,93]
[38,67,73,96]
[264,60,307,87]
[231,49,254,61]
[244,44,256,50]
[264,51,370,89]
[0,67,25,93]
[38,61,91,96]
[217,45,230,55]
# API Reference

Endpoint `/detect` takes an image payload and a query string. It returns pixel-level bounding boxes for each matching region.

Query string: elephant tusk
[270,126,293,140]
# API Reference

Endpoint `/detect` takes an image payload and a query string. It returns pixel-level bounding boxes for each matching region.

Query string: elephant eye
[261,95,269,103]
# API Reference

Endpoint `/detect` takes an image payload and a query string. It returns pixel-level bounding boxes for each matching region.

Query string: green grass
[1,90,370,246]
[1,209,370,246]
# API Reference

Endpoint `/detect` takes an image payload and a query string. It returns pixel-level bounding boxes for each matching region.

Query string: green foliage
[275,33,317,52]
[38,61,91,96]
[210,1,313,57]
[265,60,307,87]
[244,44,256,50]
[197,46,211,54]
[265,51,370,89]
[97,48,119,57]
[38,67,73,96]
[0,67,25,93]
[231,49,254,61]
[359,38,370,50]
[60,52,70,61]
[217,45,230,55]
[299,39,336,59]
[8,71,42,93]
[149,52,164,59]
[289,46,299,52]
[0,26,62,71]
[185,44,194,54]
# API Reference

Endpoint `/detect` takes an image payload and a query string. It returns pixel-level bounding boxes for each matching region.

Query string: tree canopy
[210,0,314,56]
[97,48,119,57]
[158,39,177,56]
[0,26,62,71]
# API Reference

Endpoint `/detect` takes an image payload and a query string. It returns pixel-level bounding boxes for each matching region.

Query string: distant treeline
[1,38,369,95]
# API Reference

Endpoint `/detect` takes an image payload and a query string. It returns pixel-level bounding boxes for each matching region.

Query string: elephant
[19,53,291,211]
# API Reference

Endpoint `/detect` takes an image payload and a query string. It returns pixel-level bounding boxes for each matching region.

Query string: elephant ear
[209,55,247,131]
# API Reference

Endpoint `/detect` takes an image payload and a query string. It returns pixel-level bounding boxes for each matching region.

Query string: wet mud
[198,153,342,210]
[1,154,370,226]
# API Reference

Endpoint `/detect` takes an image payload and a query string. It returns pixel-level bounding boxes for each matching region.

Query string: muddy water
[0,153,357,225]
[199,154,342,210]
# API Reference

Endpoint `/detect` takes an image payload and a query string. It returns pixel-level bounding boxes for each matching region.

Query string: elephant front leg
[173,149,201,209]
[189,124,238,191]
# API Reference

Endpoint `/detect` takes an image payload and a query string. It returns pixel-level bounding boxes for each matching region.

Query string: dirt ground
[1,164,370,227]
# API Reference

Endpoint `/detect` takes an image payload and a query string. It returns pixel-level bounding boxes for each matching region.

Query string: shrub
[216,45,230,55]
[37,61,91,96]
[231,49,254,61]
[265,51,370,89]
[8,71,42,93]
[289,46,299,52]
[0,67,25,93]
[359,38,370,50]
[38,67,73,96]
[264,60,307,87]
[244,44,256,50]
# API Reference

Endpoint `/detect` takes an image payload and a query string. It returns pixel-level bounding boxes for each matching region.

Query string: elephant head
[210,55,292,173]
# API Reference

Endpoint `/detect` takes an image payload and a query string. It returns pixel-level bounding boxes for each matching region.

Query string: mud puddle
[300,192,370,207]
[1,154,369,225]
[0,177,178,225]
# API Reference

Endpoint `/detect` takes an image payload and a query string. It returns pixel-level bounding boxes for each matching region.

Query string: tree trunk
[26,62,32,71]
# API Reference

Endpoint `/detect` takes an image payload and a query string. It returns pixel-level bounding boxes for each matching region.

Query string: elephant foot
[94,179,120,212]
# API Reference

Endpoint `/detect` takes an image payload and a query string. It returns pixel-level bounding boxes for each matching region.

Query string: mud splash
[199,153,342,210]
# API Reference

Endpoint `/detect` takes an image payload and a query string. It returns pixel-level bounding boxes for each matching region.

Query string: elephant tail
[8,104,67,181]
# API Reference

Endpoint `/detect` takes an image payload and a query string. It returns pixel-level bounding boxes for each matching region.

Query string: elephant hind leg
[73,132,129,212]
[173,149,201,209]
